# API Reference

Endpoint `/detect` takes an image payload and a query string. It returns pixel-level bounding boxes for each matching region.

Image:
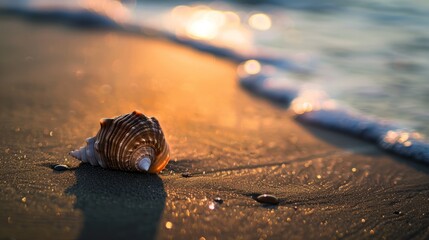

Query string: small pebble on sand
[256,194,279,205]
[53,164,70,171]
[214,197,223,204]
[181,172,192,178]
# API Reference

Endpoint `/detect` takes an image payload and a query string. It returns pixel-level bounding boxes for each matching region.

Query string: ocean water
[192,0,429,136]
[265,0,429,135]
[1,0,428,162]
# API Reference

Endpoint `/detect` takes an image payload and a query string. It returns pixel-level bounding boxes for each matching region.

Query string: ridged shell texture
[70,111,170,173]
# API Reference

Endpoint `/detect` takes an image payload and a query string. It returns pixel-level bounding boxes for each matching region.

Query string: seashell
[69,110,170,173]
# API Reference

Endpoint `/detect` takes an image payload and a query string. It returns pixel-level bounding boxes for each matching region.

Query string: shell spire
[69,111,170,173]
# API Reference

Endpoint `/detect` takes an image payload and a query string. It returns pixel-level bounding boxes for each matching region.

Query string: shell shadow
[66,164,166,240]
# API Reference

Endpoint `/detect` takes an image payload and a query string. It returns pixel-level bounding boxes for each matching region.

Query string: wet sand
[1,17,429,239]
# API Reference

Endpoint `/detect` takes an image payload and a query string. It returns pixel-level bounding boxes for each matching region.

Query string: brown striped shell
[70,110,170,173]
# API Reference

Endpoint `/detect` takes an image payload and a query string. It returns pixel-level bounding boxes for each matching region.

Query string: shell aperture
[70,111,170,173]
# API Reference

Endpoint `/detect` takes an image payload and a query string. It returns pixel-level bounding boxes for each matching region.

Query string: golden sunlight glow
[185,9,225,40]
[243,59,261,75]
[291,89,329,115]
[248,13,272,31]
[237,59,262,77]
[165,221,173,229]
[384,131,398,144]
[167,5,252,51]
[186,20,218,40]
[79,0,130,23]
[383,130,415,147]
[291,98,314,115]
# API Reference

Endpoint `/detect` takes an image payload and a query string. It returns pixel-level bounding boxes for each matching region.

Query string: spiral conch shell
[70,110,170,173]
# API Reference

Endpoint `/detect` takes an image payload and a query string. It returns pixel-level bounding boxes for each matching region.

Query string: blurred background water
[2,0,429,136]
[140,0,429,135]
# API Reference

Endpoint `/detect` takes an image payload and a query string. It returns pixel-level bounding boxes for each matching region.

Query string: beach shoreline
[1,18,429,239]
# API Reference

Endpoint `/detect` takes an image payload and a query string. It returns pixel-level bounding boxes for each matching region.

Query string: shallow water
[269,0,429,135]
